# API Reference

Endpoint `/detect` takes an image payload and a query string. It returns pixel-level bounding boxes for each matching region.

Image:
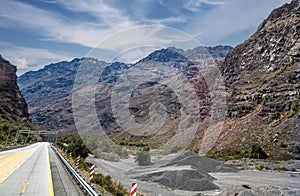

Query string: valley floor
[87,154,300,196]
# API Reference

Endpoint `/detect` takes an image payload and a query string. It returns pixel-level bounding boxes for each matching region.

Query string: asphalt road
[0,142,84,196]
[0,142,53,196]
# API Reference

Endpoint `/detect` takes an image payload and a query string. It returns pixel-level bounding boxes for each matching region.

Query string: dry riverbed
[86,152,300,196]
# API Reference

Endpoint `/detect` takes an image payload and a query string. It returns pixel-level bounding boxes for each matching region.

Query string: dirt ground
[87,152,300,196]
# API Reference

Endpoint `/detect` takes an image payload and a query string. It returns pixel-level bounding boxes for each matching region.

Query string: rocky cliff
[0,55,34,137]
[199,0,300,159]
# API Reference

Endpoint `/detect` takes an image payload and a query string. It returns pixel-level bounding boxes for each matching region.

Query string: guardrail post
[89,163,95,185]
[75,156,80,171]
[131,183,137,196]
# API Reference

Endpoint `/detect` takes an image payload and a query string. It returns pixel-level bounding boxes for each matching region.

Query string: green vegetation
[93,173,128,196]
[272,111,281,120]
[289,59,296,66]
[248,143,268,159]
[278,141,287,148]
[135,150,151,166]
[286,101,299,118]
[255,164,270,171]
[273,165,288,171]
[207,143,268,160]
[291,102,298,112]
[166,146,182,154]
[116,139,149,148]
[271,153,291,161]
[56,134,129,195]
[279,64,287,74]
[0,121,36,146]
[82,136,129,161]
[260,96,268,105]
[57,133,90,158]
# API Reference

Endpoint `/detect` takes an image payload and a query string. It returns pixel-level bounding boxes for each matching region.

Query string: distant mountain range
[17,0,300,159]
[18,46,231,132]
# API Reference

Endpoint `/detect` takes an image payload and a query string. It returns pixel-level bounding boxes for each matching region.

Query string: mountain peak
[138,48,189,63]
[259,0,299,31]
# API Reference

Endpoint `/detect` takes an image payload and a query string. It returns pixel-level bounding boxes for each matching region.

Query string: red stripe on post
[131,183,137,196]
[89,163,95,184]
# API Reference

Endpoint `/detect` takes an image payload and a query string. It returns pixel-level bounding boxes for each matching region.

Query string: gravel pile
[166,150,239,173]
[130,150,238,191]
[135,169,219,191]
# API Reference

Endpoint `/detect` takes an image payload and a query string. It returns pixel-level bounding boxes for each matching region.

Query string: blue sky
[0,0,290,75]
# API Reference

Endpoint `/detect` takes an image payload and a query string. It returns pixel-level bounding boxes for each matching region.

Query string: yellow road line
[20,180,29,193]
[48,147,54,196]
[0,148,36,183]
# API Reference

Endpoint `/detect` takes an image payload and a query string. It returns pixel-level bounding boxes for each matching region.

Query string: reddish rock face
[0,57,16,89]
[0,55,31,121]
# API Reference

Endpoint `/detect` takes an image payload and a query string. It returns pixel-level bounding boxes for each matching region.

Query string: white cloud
[0,41,73,75]
[184,0,225,12]
[55,0,133,27]
[0,1,134,48]
[0,1,188,51]
[184,0,290,45]
[87,25,200,63]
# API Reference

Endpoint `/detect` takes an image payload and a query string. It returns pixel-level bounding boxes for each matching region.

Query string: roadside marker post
[89,163,95,184]
[131,183,137,196]
[75,156,80,171]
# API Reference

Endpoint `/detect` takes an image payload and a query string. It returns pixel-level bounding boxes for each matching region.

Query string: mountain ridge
[18,0,300,160]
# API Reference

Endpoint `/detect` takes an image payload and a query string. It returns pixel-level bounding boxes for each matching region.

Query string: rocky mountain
[170,45,233,60]
[18,0,299,160]
[18,58,107,131]
[18,46,229,133]
[0,55,35,141]
[194,0,299,159]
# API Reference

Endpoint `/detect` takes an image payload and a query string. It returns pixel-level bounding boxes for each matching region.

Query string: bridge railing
[51,145,99,196]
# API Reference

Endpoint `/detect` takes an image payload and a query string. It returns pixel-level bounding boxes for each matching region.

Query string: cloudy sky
[0,0,290,75]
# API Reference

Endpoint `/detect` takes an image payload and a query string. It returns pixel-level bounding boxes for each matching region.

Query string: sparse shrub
[279,141,288,148]
[97,152,120,162]
[273,166,288,171]
[279,64,287,73]
[255,165,264,171]
[274,153,291,161]
[169,146,182,154]
[93,173,128,195]
[142,146,150,151]
[289,59,295,66]
[272,112,281,120]
[135,150,151,166]
[249,143,268,159]
[291,102,298,112]
[261,96,269,105]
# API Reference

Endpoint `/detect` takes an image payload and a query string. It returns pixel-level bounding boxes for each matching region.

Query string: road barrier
[51,145,98,196]
[90,163,95,184]
[131,183,137,196]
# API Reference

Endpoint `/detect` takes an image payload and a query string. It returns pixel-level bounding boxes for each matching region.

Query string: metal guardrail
[51,145,99,196]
